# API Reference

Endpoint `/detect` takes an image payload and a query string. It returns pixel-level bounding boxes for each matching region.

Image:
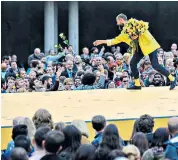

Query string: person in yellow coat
[93,13,176,90]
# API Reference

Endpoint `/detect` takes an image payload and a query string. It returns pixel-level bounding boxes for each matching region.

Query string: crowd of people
[1,43,178,93]
[1,109,178,160]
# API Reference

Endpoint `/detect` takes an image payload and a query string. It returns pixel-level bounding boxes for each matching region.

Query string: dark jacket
[92,132,103,148]
[74,75,105,90]
[46,80,59,92]
[165,134,178,160]
[41,154,60,160]
[61,69,76,78]
[28,53,44,66]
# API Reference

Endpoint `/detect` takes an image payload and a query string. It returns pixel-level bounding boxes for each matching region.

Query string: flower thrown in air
[59,33,64,38]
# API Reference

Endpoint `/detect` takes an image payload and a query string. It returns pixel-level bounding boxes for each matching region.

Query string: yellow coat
[106,30,160,56]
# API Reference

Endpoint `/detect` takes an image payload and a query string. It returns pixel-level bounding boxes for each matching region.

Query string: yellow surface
[1,87,178,150]
[1,118,169,150]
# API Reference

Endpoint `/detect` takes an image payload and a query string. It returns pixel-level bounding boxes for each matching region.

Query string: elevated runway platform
[1,87,178,150]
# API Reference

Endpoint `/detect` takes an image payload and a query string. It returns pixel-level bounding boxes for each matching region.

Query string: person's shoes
[127,85,142,90]
[170,77,176,90]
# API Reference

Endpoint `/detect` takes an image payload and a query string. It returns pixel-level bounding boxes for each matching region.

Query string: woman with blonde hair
[122,145,140,160]
[18,117,36,142]
[32,109,54,129]
[71,119,90,144]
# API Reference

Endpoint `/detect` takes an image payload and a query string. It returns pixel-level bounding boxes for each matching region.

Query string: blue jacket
[165,134,178,160]
[45,53,65,64]
[92,132,103,148]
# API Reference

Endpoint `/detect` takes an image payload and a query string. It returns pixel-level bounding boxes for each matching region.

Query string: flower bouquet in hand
[121,18,149,53]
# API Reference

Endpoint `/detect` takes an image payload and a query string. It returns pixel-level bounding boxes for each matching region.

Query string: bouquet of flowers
[54,33,69,52]
[121,18,149,53]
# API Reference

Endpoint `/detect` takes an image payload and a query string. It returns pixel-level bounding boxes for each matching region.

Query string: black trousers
[130,47,170,79]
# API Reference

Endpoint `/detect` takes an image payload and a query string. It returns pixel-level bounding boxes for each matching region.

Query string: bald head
[1,62,7,71]
[168,117,178,135]
[34,48,41,56]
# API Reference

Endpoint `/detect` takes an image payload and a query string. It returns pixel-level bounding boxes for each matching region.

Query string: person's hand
[56,67,65,79]
[93,40,104,46]
[98,64,104,73]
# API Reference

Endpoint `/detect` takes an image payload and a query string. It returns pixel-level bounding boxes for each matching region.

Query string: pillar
[44,1,58,53]
[69,1,79,55]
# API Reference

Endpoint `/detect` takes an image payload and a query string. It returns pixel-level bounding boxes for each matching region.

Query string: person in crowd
[71,120,90,144]
[123,53,131,71]
[149,73,165,87]
[73,55,85,72]
[41,131,65,160]
[55,122,66,132]
[74,65,105,90]
[10,147,29,160]
[130,119,140,140]
[59,125,81,159]
[90,46,105,60]
[81,47,90,65]
[14,135,31,155]
[164,117,178,159]
[28,48,44,66]
[170,43,177,55]
[19,69,27,79]
[6,77,17,93]
[6,61,19,75]
[142,128,169,160]
[96,124,123,160]
[137,114,154,147]
[2,125,28,159]
[63,78,74,91]
[73,76,82,89]
[1,62,8,79]
[63,45,76,56]
[74,144,96,160]
[61,60,76,78]
[91,115,106,148]
[2,55,10,68]
[18,117,36,143]
[119,76,130,88]
[1,78,6,93]
[45,49,65,64]
[122,145,140,160]
[108,149,128,160]
[115,54,127,72]
[16,78,27,93]
[107,81,116,89]
[32,109,54,129]
[131,132,149,157]
[30,126,51,160]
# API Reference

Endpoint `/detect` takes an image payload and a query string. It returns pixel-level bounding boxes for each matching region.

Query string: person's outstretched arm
[93,34,125,46]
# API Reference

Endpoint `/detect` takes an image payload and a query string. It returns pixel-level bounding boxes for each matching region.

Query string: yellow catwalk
[1,87,178,150]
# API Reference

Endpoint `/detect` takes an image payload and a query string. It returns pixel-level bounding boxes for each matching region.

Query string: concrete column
[44,1,58,53]
[54,3,58,53]
[69,1,79,55]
